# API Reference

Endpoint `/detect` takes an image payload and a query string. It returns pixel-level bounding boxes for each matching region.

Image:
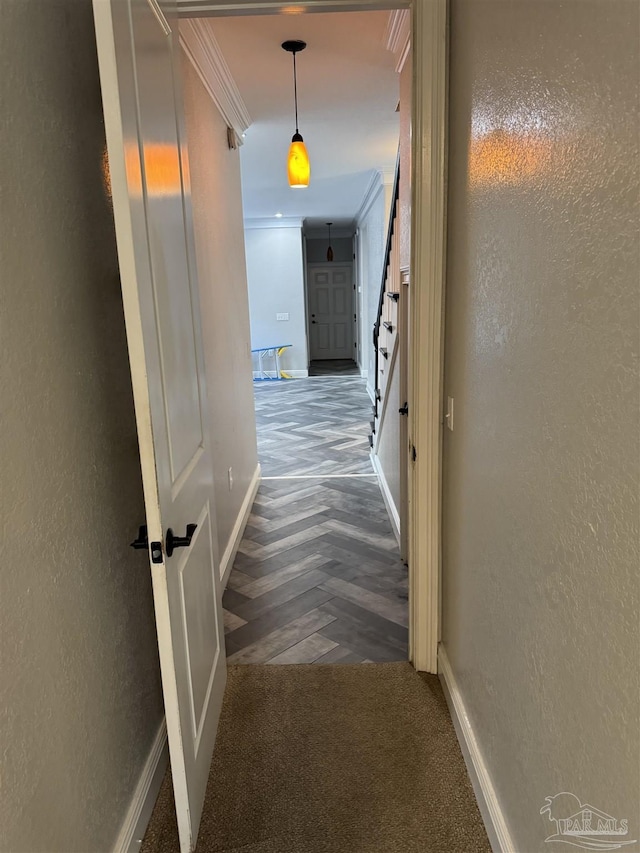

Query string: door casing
[177,0,448,674]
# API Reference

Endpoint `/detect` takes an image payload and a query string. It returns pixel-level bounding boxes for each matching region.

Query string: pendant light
[282,40,310,189]
[326,222,334,262]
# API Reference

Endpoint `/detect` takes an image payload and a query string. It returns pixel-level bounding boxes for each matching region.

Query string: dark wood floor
[222,377,407,664]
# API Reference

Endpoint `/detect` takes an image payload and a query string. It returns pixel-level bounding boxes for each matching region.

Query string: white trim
[360,368,369,379]
[438,648,516,853]
[385,9,411,73]
[306,261,354,268]
[244,216,304,230]
[371,452,401,544]
[366,382,376,404]
[252,369,308,379]
[178,19,251,144]
[355,171,383,225]
[380,165,396,186]
[112,719,169,853]
[408,0,447,675]
[263,473,378,480]
[178,1,409,17]
[220,463,261,588]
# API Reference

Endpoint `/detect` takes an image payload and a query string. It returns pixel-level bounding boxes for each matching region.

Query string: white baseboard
[360,368,369,379]
[113,718,169,853]
[220,463,261,589]
[438,647,516,853]
[366,383,375,404]
[370,452,400,544]
[252,370,308,380]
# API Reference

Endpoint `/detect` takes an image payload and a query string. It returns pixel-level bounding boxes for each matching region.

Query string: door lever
[166,524,197,557]
[130,525,148,549]
[131,525,163,563]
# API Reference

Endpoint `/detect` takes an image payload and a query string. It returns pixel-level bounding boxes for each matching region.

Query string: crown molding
[385,9,411,73]
[244,217,304,230]
[179,19,251,144]
[380,165,396,185]
[355,170,384,224]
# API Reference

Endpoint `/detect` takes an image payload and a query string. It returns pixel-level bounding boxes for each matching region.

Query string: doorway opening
[197,8,411,665]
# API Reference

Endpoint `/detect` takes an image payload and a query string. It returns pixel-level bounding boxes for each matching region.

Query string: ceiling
[207,11,400,226]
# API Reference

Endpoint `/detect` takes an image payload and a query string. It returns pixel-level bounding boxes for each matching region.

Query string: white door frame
[178,0,448,674]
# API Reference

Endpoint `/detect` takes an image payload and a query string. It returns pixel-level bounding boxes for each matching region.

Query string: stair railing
[372,152,401,424]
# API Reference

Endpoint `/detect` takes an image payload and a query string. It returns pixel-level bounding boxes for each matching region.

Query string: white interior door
[93,2,226,850]
[308,265,354,360]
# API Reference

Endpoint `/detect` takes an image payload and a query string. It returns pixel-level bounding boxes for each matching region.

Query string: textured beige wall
[442,1,640,849]
[181,53,258,561]
[0,2,164,850]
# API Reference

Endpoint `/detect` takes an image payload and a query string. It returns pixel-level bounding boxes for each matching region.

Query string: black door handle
[130,525,148,549]
[166,524,197,557]
[399,402,409,416]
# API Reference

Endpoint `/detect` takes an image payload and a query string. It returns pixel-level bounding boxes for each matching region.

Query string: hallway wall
[244,225,308,375]
[442,1,640,849]
[181,51,259,577]
[0,2,164,850]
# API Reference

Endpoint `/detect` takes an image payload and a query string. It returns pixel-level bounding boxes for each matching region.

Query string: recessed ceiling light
[275,212,283,218]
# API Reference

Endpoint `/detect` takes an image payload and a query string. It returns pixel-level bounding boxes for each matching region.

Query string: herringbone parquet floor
[222,376,408,664]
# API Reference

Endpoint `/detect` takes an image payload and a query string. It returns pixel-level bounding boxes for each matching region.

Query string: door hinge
[411,444,417,462]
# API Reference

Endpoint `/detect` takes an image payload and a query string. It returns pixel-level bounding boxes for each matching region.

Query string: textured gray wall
[0,2,164,849]
[181,51,259,563]
[442,1,640,849]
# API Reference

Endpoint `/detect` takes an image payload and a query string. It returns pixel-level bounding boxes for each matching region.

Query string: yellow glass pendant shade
[288,137,310,188]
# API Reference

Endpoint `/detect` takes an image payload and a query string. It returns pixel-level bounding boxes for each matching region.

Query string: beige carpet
[141,663,491,853]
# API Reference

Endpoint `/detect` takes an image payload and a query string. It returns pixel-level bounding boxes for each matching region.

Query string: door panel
[179,506,220,740]
[308,265,354,360]
[93,2,226,850]
[317,287,330,315]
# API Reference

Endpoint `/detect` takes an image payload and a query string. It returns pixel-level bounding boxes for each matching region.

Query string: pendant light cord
[293,51,299,133]
[292,51,299,133]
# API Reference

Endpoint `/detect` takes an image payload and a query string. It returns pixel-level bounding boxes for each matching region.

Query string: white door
[93,2,225,850]
[308,265,354,360]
